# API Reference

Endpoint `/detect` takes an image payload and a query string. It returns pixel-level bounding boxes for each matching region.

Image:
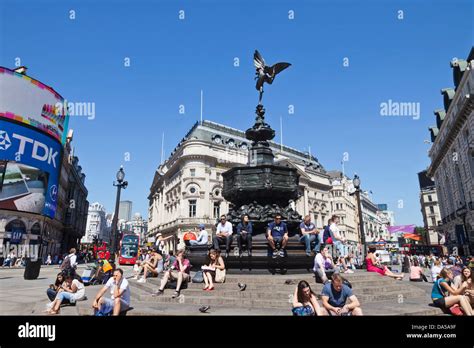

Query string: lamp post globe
[116,166,125,183]
[353,174,361,190]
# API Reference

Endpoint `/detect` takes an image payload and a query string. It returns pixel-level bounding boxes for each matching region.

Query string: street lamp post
[351,174,367,264]
[110,166,128,262]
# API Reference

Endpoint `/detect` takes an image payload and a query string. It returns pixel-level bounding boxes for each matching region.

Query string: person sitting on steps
[136,247,161,283]
[155,249,191,298]
[212,215,234,258]
[267,213,288,258]
[313,245,338,283]
[189,224,209,246]
[320,273,363,316]
[431,267,473,316]
[201,248,226,291]
[236,214,253,257]
[366,246,404,280]
[292,280,326,316]
[92,268,131,316]
[299,215,320,257]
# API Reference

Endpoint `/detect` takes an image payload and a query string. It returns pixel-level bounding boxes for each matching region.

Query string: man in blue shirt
[299,215,320,257]
[321,274,363,316]
[236,214,253,257]
[267,214,288,258]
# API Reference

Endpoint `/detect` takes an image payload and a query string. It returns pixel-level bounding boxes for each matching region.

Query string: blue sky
[0,0,472,225]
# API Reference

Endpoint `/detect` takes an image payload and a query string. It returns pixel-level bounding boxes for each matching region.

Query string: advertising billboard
[0,67,69,144]
[0,118,62,218]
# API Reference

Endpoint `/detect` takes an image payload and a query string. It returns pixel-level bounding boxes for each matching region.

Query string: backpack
[60,255,71,271]
[192,271,204,283]
[323,226,332,244]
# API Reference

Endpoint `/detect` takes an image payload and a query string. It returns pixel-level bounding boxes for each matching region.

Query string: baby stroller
[81,263,98,285]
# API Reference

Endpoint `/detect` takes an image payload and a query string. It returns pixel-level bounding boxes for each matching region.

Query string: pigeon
[199,306,210,313]
[254,50,291,103]
[238,283,247,291]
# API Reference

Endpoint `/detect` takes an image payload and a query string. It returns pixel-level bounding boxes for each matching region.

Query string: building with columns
[147,120,397,254]
[426,47,474,255]
[81,202,109,244]
[327,170,359,256]
[148,120,333,250]
[360,192,388,244]
[418,170,443,246]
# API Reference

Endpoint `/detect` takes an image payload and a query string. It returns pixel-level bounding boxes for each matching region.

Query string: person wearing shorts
[267,214,288,258]
[92,268,130,316]
[155,249,191,298]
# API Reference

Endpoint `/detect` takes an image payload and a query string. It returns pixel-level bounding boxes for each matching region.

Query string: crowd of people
[36,212,474,317]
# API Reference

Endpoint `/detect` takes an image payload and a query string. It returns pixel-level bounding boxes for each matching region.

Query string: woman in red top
[366,247,404,280]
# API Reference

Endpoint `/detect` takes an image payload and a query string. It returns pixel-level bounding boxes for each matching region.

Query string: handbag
[449,304,464,316]
[215,268,226,283]
[192,270,204,283]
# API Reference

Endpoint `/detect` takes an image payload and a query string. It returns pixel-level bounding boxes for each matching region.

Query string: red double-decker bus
[119,234,140,265]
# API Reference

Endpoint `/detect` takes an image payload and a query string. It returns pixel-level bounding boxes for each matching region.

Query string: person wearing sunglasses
[267,214,288,258]
[212,215,234,258]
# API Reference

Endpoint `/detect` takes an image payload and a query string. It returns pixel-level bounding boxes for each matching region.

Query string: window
[189,187,196,194]
[190,169,196,177]
[428,195,432,202]
[188,200,197,217]
[431,217,436,226]
[469,149,474,178]
[213,202,220,218]
[429,206,434,214]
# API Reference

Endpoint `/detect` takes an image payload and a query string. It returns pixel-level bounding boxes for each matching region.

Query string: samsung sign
[0,119,62,218]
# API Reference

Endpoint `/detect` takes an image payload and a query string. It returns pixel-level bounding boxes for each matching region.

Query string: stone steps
[34,270,443,316]
[130,279,424,298]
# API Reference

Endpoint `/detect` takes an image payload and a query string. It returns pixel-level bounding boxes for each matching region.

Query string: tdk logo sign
[0,130,12,150]
[0,130,58,168]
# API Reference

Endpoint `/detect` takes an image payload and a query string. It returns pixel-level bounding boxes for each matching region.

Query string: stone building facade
[427,48,474,255]
[82,202,108,244]
[418,170,443,246]
[148,120,333,251]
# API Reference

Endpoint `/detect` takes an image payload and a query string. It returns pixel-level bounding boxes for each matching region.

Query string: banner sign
[0,119,62,218]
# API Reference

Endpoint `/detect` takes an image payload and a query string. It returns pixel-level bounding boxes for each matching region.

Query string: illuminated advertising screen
[0,67,70,144]
[0,119,62,218]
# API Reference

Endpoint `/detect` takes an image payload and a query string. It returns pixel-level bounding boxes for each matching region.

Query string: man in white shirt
[93,268,130,316]
[329,216,346,258]
[313,246,338,283]
[212,215,234,257]
[67,248,78,268]
[189,224,209,246]
[61,248,77,271]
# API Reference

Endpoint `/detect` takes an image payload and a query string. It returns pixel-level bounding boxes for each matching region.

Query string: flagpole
[200,89,203,125]
[280,116,283,153]
[160,132,165,165]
